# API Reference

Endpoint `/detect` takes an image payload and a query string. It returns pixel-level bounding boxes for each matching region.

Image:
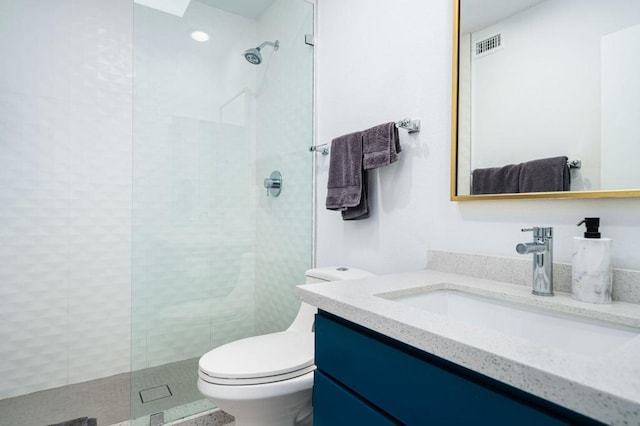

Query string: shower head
[243,40,279,65]
[243,48,262,65]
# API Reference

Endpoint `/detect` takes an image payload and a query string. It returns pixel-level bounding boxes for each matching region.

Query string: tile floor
[0,358,213,426]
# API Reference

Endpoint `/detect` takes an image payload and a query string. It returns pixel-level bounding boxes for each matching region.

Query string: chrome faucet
[516,227,554,296]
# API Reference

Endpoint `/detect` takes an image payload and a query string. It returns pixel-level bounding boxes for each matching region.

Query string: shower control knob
[263,170,282,197]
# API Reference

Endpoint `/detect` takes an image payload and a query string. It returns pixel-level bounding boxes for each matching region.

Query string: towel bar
[312,118,420,156]
[396,118,421,133]
[470,158,583,176]
[310,144,330,155]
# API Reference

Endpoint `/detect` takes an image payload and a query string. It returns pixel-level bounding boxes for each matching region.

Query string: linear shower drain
[139,385,172,403]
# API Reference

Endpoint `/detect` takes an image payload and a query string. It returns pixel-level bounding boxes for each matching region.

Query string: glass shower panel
[131,0,314,423]
[254,0,315,335]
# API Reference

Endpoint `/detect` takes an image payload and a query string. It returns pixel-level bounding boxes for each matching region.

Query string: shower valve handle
[263,171,282,197]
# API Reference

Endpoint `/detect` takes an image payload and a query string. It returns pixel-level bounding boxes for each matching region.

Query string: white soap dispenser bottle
[571,217,613,303]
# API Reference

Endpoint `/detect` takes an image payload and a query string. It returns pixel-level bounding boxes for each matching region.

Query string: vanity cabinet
[313,311,603,425]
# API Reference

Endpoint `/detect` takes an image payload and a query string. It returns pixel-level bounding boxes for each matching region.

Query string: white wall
[315,0,447,274]
[315,0,640,276]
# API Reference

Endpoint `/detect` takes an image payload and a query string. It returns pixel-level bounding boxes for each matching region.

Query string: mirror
[451,0,640,200]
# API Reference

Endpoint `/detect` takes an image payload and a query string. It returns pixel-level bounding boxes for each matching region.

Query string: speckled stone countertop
[296,270,640,425]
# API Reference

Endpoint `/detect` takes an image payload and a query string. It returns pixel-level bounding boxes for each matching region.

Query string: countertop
[296,270,640,425]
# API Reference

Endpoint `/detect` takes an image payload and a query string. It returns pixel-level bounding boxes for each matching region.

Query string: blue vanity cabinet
[313,311,603,426]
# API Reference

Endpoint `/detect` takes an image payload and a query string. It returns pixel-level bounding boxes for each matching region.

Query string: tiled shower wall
[254,0,314,334]
[0,0,133,399]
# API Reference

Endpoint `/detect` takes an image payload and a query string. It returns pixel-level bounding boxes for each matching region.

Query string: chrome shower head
[243,40,279,65]
[244,48,262,64]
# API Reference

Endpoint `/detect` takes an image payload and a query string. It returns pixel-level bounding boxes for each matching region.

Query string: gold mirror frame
[450,0,640,201]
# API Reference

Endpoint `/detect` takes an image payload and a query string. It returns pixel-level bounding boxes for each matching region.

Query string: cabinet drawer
[315,312,597,425]
[313,370,399,426]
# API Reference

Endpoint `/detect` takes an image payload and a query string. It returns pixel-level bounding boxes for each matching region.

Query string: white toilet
[197,266,373,426]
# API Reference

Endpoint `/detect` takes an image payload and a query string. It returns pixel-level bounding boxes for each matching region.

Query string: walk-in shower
[244,40,280,64]
[0,0,314,425]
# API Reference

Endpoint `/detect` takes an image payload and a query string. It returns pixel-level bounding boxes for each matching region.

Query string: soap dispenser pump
[571,217,613,303]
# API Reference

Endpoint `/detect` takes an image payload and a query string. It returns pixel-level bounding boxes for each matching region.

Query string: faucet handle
[521,228,534,232]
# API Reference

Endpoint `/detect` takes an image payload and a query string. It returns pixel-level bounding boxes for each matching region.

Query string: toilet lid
[199,331,314,384]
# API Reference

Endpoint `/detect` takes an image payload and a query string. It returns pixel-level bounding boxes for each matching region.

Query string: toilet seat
[199,331,315,386]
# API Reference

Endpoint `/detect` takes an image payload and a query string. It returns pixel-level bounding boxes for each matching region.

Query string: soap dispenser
[571,218,613,304]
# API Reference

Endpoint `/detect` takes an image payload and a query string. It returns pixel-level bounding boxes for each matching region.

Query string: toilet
[197,266,374,426]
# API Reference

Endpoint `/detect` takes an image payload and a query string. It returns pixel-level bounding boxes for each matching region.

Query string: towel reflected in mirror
[472,156,570,195]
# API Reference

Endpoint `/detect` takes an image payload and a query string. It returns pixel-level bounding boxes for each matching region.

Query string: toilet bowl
[197,266,373,426]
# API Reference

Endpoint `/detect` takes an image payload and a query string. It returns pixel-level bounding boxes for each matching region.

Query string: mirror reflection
[454,0,640,198]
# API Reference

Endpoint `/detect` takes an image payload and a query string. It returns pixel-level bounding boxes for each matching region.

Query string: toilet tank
[289,266,374,333]
[305,266,374,283]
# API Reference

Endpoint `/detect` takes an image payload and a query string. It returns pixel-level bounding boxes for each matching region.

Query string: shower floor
[0,358,209,426]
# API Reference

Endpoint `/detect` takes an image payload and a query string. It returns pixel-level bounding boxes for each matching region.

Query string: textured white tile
[0,0,133,399]
[67,282,131,383]
[253,0,314,335]
[146,323,211,368]
[0,267,69,398]
[210,317,255,350]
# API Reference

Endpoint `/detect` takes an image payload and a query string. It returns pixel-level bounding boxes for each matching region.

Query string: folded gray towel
[48,417,97,426]
[342,171,369,220]
[471,163,521,194]
[362,122,401,170]
[519,156,570,193]
[326,131,364,210]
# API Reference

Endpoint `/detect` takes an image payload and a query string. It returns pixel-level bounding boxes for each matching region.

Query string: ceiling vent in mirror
[474,33,503,58]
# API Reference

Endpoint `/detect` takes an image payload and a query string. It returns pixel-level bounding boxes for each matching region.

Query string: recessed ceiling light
[191,31,210,42]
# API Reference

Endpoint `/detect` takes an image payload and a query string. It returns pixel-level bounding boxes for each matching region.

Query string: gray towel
[342,171,369,220]
[471,163,521,195]
[362,122,401,170]
[519,156,570,193]
[48,417,97,426]
[326,131,364,210]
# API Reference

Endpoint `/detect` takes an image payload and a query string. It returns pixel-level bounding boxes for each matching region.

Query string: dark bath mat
[47,417,97,426]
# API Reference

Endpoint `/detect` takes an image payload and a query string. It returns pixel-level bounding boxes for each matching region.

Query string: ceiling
[133,0,192,17]
[195,0,276,19]
[461,0,547,33]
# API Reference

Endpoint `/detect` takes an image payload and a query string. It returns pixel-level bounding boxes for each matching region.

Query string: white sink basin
[380,288,639,357]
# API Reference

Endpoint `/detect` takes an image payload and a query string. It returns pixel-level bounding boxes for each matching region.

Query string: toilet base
[197,371,314,426]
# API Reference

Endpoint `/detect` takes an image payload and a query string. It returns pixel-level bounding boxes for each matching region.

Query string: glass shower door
[131,0,314,423]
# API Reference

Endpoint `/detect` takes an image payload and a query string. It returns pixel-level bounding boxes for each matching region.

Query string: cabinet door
[314,370,399,426]
[316,312,601,425]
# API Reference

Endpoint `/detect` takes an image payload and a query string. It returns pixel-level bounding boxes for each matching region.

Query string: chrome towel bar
[309,144,330,155]
[310,117,420,155]
[396,118,421,133]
